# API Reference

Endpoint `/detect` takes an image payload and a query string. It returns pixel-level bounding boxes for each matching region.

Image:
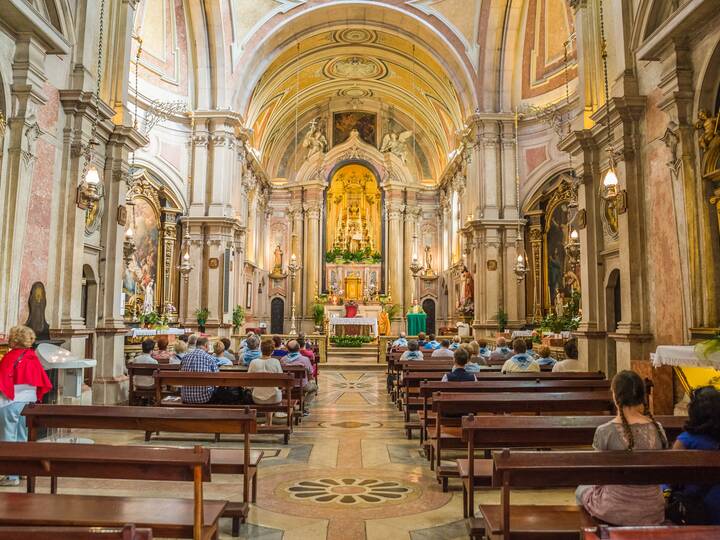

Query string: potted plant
[232,305,245,333]
[312,303,325,333]
[495,307,508,335]
[139,310,160,328]
[195,307,210,333]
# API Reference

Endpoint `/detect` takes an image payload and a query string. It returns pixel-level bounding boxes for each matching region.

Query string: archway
[270,297,285,334]
[605,269,621,378]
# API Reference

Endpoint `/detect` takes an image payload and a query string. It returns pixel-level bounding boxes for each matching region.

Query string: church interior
[0,0,720,538]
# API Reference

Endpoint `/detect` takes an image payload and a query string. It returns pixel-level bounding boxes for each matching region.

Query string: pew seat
[0,493,225,540]
[583,525,720,539]
[472,504,596,540]
[0,524,152,540]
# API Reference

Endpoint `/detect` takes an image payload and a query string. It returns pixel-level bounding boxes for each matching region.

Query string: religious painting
[333,111,376,147]
[325,163,382,259]
[544,198,576,309]
[123,197,159,318]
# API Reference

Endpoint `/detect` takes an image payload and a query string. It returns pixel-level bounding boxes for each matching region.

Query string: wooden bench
[414,379,611,442]
[430,391,615,489]
[480,449,720,540]
[0,524,153,540]
[460,414,686,519]
[23,404,260,536]
[127,363,180,405]
[154,371,297,444]
[0,441,224,540]
[583,525,720,540]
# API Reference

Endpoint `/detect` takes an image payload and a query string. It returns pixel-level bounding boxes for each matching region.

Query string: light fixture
[570,229,579,240]
[565,228,581,263]
[77,0,106,212]
[177,228,194,283]
[598,0,627,218]
[288,253,302,334]
[511,109,529,282]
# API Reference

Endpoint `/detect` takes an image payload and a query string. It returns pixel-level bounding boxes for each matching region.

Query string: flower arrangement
[330,335,374,347]
[325,247,382,264]
[232,305,245,332]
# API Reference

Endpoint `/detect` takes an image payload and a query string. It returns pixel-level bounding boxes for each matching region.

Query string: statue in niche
[272,244,283,274]
[695,109,719,152]
[461,266,474,303]
[380,130,412,164]
[423,245,434,276]
[25,282,50,341]
[143,279,155,314]
[554,290,565,317]
[302,118,327,159]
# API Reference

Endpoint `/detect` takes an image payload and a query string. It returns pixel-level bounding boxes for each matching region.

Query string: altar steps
[324,342,383,370]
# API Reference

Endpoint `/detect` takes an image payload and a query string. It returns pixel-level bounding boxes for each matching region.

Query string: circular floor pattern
[318,421,383,429]
[286,477,412,507]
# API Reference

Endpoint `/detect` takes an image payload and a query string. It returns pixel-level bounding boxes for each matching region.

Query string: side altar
[326,263,382,301]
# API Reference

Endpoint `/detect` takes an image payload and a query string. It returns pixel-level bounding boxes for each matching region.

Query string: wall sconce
[177,229,194,284]
[565,228,580,261]
[76,164,101,210]
[123,226,136,267]
[600,161,627,214]
[513,252,529,282]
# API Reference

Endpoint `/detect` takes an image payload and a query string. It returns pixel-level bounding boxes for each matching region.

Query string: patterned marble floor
[4,370,576,539]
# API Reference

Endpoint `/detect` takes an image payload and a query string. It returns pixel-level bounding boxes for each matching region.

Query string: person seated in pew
[220,338,237,364]
[501,338,540,374]
[0,325,53,486]
[536,345,557,367]
[242,335,262,366]
[489,337,513,363]
[297,334,318,379]
[392,332,408,349]
[399,340,424,361]
[171,340,187,364]
[463,345,483,374]
[212,341,234,367]
[132,339,159,389]
[151,335,174,363]
[477,339,492,360]
[440,348,477,382]
[271,335,288,358]
[431,339,455,358]
[180,336,220,404]
[553,338,582,372]
[417,332,427,348]
[248,339,284,424]
[282,340,317,415]
[187,334,198,351]
[667,386,720,524]
[450,336,461,350]
[576,370,668,526]
[423,334,441,350]
[524,338,539,359]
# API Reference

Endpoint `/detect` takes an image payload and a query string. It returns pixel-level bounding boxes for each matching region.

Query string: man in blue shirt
[441,348,477,382]
[392,332,408,348]
[423,334,441,350]
[180,336,219,404]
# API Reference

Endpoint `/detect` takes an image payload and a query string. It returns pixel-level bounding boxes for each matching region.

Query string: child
[500,338,540,373]
[536,345,557,367]
[576,370,668,526]
[440,348,477,382]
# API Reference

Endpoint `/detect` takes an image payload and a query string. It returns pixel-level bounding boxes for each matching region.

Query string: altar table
[329,317,378,338]
[406,313,427,335]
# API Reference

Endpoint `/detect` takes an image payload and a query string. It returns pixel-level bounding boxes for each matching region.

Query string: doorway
[422,298,436,334]
[605,269,621,378]
[271,297,285,334]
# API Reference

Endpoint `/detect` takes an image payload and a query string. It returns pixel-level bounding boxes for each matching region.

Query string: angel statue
[302,118,327,159]
[380,130,412,164]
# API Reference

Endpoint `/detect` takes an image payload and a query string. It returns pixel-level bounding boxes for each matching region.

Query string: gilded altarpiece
[123,175,181,320]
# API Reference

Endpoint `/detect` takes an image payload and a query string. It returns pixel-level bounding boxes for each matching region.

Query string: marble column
[386,202,405,317]
[303,202,322,319]
[94,125,146,404]
[189,130,209,217]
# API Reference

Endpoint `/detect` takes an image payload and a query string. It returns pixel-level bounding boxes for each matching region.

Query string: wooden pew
[154,371,296,444]
[583,525,720,540]
[430,391,615,489]
[0,525,153,540]
[0,442,223,540]
[479,449,720,540]
[23,404,260,536]
[127,363,180,405]
[401,371,606,441]
[415,379,611,443]
[460,414,686,519]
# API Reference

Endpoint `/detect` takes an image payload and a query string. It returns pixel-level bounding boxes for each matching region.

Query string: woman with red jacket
[0,325,52,486]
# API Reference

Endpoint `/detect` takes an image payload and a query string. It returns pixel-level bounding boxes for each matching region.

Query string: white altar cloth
[651,345,720,369]
[329,316,378,337]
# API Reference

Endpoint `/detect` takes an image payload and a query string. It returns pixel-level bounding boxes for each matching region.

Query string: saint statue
[461,266,474,303]
[695,109,719,152]
[143,279,155,315]
[25,282,50,341]
[554,290,565,317]
[272,244,283,273]
[380,130,412,164]
[424,245,433,275]
[302,119,327,159]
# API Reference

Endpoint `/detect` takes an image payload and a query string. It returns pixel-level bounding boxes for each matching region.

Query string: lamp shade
[85,164,100,185]
[603,167,618,188]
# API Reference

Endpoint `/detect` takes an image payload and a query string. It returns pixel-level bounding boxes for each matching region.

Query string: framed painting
[332,111,377,147]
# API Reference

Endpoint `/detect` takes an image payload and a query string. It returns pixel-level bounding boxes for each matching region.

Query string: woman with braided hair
[576,370,668,526]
